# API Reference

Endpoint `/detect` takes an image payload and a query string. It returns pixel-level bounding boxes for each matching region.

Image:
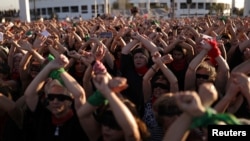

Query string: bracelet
[151,66,157,72]
[48,54,55,61]
[87,90,107,106]
[189,108,241,129]
[49,68,66,85]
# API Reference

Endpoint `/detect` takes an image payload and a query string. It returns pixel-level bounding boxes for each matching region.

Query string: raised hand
[49,54,69,70]
[231,72,250,103]
[198,82,218,107]
[92,73,110,95]
[18,39,33,52]
[175,91,206,117]
[161,54,173,64]
[67,50,81,59]
[108,77,128,93]
[200,39,212,51]
[33,33,47,49]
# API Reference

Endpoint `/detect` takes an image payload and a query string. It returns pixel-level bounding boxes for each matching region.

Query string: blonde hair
[45,79,73,98]
[197,61,216,82]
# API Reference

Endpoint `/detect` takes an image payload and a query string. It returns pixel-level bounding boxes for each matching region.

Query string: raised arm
[153,53,179,92]
[24,54,68,111]
[93,74,141,141]
[163,91,206,141]
[184,48,209,91]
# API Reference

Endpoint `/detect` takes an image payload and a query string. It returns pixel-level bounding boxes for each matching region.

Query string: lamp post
[34,0,37,20]
[171,0,175,19]
[147,0,150,12]
[187,0,192,17]
[187,3,190,17]
[94,0,97,17]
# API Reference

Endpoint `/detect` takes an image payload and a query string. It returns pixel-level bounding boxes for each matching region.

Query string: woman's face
[29,63,41,78]
[74,60,86,73]
[153,75,170,99]
[95,45,105,59]
[172,50,184,61]
[133,53,148,68]
[243,47,250,60]
[196,68,211,87]
[46,85,72,117]
[13,55,22,70]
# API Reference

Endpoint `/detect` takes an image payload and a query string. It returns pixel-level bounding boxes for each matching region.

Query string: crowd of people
[0,12,250,141]
[0,9,19,16]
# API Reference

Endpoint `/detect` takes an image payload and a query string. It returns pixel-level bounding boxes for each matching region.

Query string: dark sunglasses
[196,74,209,80]
[47,94,72,102]
[152,83,169,90]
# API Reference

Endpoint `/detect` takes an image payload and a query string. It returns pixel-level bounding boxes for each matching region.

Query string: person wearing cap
[24,54,89,141]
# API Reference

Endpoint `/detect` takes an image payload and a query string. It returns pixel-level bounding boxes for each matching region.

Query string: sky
[235,0,244,8]
[0,0,19,10]
[0,0,245,10]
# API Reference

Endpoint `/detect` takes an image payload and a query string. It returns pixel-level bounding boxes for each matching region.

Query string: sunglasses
[152,83,169,90]
[47,94,72,102]
[196,74,209,80]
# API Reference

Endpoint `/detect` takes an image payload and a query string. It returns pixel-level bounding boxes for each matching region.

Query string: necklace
[54,126,60,136]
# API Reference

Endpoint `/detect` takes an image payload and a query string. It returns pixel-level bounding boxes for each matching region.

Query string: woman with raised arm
[142,52,178,141]
[120,31,159,117]
[184,38,230,98]
[77,61,150,141]
[24,54,89,141]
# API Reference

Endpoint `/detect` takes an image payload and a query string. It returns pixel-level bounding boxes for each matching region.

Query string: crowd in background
[0,9,19,18]
[0,11,250,141]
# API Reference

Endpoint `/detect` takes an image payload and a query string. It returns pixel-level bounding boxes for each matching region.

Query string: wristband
[48,54,55,61]
[190,107,241,129]
[49,68,66,85]
[87,90,107,106]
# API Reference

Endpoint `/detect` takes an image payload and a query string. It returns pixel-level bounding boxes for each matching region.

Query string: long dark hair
[94,96,151,141]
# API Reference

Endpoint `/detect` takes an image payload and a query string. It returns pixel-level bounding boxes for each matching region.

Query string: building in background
[243,0,249,16]
[27,0,232,21]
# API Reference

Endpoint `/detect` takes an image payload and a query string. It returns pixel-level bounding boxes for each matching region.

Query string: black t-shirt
[23,101,89,141]
[120,54,145,117]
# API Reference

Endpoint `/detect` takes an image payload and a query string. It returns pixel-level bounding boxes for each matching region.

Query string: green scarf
[190,108,241,129]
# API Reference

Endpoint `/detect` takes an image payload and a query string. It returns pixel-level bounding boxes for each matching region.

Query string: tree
[209,3,225,15]
[112,0,131,10]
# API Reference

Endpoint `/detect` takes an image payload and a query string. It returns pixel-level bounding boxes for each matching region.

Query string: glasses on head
[152,83,169,90]
[196,74,209,80]
[47,94,72,102]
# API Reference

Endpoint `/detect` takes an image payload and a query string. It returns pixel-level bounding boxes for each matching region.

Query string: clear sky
[0,0,245,10]
[0,0,19,10]
[235,0,244,8]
